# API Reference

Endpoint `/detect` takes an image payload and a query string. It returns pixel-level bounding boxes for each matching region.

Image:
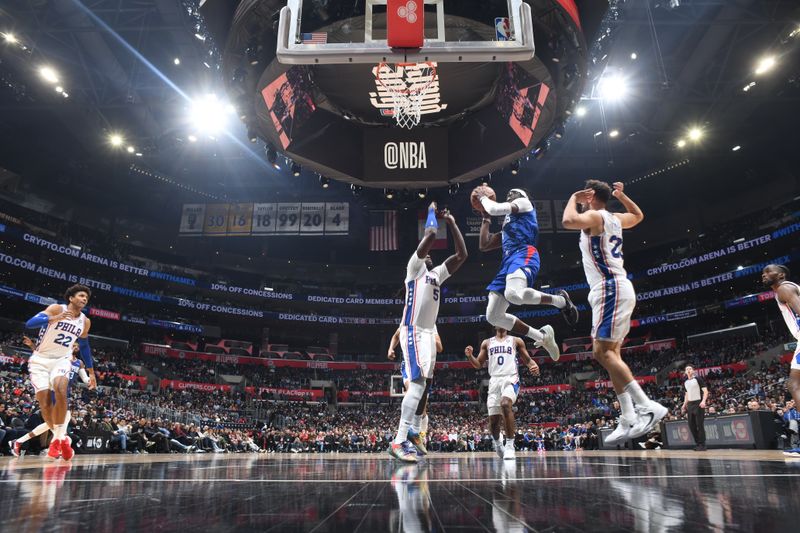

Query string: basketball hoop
[375,61,437,129]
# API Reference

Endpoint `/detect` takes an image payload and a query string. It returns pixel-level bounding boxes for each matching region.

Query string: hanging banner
[179,204,206,235]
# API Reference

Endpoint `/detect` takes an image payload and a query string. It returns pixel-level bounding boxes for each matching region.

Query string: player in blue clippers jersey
[476,187,579,362]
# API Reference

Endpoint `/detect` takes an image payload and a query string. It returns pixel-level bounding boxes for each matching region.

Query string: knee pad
[503,287,524,306]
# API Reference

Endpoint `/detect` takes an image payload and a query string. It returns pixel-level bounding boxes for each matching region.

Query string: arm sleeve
[79,368,90,384]
[25,312,49,329]
[406,253,426,281]
[77,337,94,369]
[511,198,534,213]
[479,197,512,216]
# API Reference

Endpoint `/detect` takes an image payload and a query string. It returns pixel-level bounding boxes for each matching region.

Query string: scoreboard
[179,202,349,237]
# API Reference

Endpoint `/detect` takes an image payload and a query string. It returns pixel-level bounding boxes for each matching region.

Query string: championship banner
[202,204,230,237]
[227,203,254,235]
[300,203,325,234]
[179,204,206,235]
[159,379,231,392]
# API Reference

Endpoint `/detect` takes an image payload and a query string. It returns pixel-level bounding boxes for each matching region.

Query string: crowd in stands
[3,328,798,456]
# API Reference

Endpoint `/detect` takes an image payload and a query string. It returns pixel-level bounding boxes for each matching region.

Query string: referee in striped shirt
[681,365,709,451]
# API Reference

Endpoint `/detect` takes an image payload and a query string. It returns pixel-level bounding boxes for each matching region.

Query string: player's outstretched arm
[611,182,644,229]
[516,338,539,376]
[464,341,488,369]
[77,317,97,390]
[478,217,502,252]
[415,201,440,259]
[387,328,401,360]
[561,189,603,230]
[441,209,468,274]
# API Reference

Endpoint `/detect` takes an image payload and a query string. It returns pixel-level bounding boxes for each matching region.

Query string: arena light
[265,145,278,168]
[417,188,427,199]
[688,127,703,142]
[173,57,181,65]
[188,134,198,143]
[510,160,520,175]
[55,86,63,93]
[597,73,629,101]
[676,139,687,148]
[737,265,744,271]
[384,188,396,199]
[755,55,776,75]
[630,52,638,60]
[351,184,363,196]
[732,145,741,152]
[291,162,302,177]
[609,129,620,138]
[109,133,124,147]
[39,66,59,84]
[189,93,234,134]
[319,176,330,188]
[575,106,587,117]
[247,127,258,143]
[448,183,460,196]
[126,146,135,153]
[743,82,756,92]
[62,92,69,98]
[2,32,18,44]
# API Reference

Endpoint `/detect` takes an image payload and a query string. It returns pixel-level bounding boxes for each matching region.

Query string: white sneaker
[535,325,560,361]
[494,440,505,459]
[630,402,669,439]
[604,416,636,446]
[503,441,516,461]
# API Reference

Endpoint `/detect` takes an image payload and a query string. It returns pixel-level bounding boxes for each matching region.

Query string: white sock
[18,422,51,444]
[53,424,66,441]
[395,380,425,444]
[522,289,566,309]
[420,414,429,434]
[411,414,422,434]
[617,392,636,420]
[624,381,650,406]
[525,326,544,342]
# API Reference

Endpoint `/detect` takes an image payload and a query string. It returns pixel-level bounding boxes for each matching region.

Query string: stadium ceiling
[0,0,798,204]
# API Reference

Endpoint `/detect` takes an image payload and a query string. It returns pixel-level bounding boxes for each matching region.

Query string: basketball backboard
[277,0,535,64]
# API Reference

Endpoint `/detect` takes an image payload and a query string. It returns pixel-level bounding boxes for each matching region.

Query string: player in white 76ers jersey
[761,264,800,457]
[464,328,539,461]
[23,284,97,460]
[388,202,467,463]
[562,181,667,445]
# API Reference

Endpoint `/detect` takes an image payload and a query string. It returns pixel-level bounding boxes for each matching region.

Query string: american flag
[369,210,398,251]
[301,32,328,44]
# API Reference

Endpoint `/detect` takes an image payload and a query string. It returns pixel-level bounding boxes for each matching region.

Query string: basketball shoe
[60,436,74,461]
[494,439,505,459]
[9,439,22,458]
[535,325,560,361]
[47,438,62,459]
[604,416,636,446]
[407,429,427,456]
[388,442,418,463]
[559,290,579,326]
[629,402,669,439]
[783,448,800,457]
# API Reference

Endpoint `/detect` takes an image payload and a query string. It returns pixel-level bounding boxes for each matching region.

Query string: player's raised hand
[464,345,474,358]
[441,208,456,225]
[612,182,625,197]
[573,189,595,205]
[527,360,540,376]
[88,373,97,390]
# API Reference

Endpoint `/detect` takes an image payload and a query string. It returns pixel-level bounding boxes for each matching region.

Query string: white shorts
[400,325,436,381]
[589,278,636,343]
[487,375,520,416]
[28,353,72,393]
[791,344,800,371]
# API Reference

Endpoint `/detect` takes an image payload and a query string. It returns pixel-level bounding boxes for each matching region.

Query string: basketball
[470,185,496,215]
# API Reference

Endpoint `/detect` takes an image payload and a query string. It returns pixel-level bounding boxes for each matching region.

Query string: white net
[375,62,437,129]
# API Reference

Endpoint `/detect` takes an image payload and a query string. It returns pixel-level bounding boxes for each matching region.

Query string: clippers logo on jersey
[370,63,448,117]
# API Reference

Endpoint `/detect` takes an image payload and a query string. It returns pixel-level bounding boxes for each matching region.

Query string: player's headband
[509,188,528,199]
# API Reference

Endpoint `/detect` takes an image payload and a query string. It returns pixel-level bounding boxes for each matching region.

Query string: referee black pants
[687,400,706,445]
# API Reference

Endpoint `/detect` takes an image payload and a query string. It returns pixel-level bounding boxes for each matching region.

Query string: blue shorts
[486,246,540,292]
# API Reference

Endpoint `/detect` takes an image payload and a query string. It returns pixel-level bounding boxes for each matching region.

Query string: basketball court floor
[1,450,798,531]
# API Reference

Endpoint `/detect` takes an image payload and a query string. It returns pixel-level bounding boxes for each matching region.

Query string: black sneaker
[559,290,579,326]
